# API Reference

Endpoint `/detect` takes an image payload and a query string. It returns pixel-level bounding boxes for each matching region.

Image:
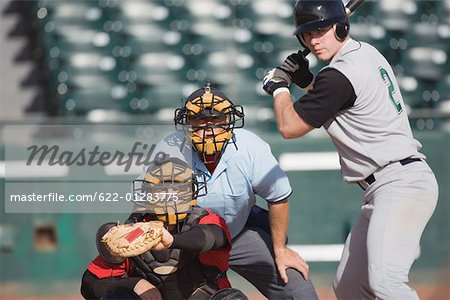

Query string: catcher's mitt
[101,221,164,258]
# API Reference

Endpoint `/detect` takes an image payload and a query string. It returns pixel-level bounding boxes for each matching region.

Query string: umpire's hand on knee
[274,246,309,283]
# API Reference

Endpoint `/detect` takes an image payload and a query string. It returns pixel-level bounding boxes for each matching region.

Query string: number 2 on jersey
[379,67,403,114]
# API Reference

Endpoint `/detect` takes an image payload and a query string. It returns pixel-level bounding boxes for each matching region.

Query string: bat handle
[301,48,311,57]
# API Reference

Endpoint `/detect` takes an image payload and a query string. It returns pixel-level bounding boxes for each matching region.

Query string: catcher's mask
[294,0,349,48]
[174,82,244,164]
[132,155,207,227]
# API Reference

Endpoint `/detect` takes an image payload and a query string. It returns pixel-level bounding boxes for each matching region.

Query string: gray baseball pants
[229,226,318,300]
[333,160,438,299]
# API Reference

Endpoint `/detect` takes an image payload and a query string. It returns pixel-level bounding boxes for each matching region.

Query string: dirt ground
[2,284,449,300]
[2,266,449,300]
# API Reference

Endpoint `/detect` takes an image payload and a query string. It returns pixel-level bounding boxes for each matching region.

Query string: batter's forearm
[273,91,313,139]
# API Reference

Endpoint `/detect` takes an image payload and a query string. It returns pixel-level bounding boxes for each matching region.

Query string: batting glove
[278,52,314,88]
[262,68,291,96]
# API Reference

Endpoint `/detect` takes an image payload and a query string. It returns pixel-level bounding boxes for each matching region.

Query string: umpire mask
[174,82,244,164]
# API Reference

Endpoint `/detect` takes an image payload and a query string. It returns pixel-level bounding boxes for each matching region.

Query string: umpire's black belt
[358,157,422,191]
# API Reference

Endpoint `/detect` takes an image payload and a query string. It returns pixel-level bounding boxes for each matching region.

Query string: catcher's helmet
[174,82,244,164]
[133,154,207,226]
[294,0,349,47]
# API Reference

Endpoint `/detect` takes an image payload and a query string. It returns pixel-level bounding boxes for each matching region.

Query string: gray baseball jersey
[291,38,438,299]
[322,39,424,182]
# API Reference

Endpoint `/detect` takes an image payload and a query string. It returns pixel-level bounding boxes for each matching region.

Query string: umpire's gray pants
[229,226,318,300]
[333,160,438,299]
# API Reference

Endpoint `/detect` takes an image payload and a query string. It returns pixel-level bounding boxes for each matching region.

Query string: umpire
[263,0,439,299]
[135,83,319,299]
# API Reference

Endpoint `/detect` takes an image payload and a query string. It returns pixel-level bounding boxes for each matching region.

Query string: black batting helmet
[294,0,349,46]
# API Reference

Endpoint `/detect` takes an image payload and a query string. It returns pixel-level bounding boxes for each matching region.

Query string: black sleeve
[80,270,141,299]
[293,68,357,128]
[171,224,228,253]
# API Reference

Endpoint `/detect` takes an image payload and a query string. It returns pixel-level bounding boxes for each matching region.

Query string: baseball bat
[344,0,366,17]
[302,0,365,56]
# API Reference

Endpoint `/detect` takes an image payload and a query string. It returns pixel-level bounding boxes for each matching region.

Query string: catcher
[81,157,246,300]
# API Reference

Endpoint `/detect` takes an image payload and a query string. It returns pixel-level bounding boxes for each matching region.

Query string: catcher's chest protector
[131,207,222,300]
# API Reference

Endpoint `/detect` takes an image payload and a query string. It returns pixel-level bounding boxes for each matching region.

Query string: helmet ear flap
[334,22,350,41]
[296,34,308,50]
[296,22,349,48]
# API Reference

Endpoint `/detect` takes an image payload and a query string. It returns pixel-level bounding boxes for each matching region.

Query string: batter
[262,0,439,299]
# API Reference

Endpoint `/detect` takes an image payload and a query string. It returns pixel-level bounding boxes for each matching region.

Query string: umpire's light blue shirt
[139,129,292,238]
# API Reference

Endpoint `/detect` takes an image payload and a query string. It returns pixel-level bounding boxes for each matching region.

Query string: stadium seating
[4,0,447,123]
[397,75,439,109]
[437,0,450,25]
[437,75,450,131]
[374,0,418,33]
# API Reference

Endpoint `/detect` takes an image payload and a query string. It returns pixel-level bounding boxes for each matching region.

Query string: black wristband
[264,80,289,96]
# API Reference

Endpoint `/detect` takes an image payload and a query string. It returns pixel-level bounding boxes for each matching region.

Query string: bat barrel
[345,0,365,16]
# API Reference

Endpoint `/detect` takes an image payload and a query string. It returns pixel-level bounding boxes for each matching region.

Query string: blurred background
[0,0,449,299]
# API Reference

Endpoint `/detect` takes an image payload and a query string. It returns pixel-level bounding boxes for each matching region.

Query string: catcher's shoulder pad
[125,212,147,224]
[184,206,209,226]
